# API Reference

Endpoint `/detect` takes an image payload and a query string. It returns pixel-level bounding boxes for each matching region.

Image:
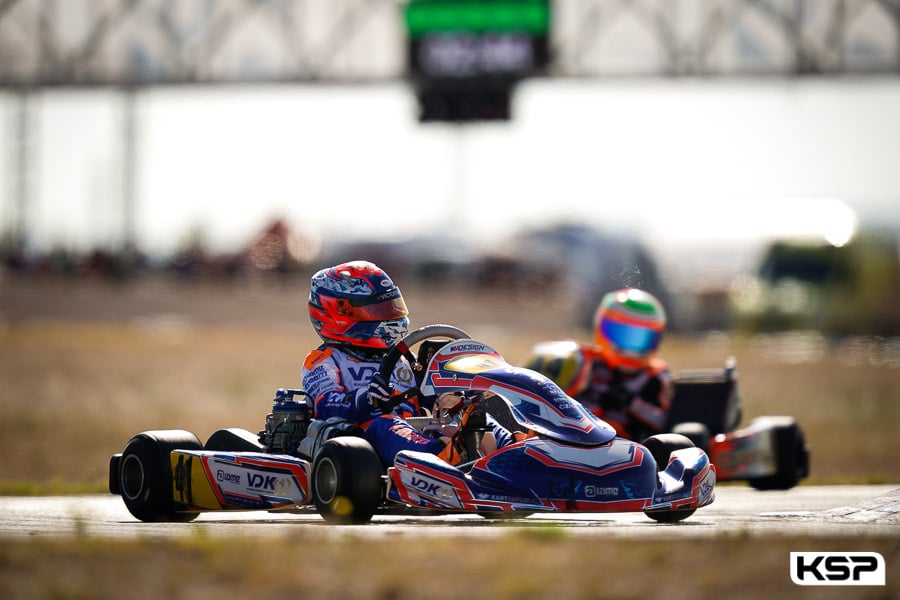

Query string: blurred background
[1,0,900,491]
[1,0,899,336]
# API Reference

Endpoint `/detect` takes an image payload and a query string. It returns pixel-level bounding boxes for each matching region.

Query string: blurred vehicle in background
[316,223,671,331]
[524,342,810,490]
[507,224,671,329]
[666,358,810,490]
[729,231,900,336]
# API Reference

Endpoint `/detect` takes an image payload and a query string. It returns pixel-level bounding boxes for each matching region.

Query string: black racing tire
[642,433,698,523]
[204,428,265,452]
[671,422,711,454]
[118,430,202,523]
[479,511,533,520]
[311,437,383,524]
[748,417,810,491]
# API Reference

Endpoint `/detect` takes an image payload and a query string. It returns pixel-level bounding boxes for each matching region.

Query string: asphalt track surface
[2,485,898,540]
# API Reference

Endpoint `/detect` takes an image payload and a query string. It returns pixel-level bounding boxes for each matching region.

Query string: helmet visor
[601,320,661,355]
[347,295,408,321]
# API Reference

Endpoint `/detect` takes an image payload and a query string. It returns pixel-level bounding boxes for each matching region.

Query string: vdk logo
[790,552,885,586]
[247,473,278,490]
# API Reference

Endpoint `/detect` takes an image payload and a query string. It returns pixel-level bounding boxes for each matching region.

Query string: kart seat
[667,358,741,434]
[480,394,524,436]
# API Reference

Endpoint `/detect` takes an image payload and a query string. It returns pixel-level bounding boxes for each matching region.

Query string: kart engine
[259,388,313,455]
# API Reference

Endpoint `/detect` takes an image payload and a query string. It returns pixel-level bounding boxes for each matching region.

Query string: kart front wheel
[642,433,697,523]
[117,430,202,523]
[312,437,383,524]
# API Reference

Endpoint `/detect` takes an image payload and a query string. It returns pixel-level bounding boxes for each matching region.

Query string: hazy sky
[2,77,898,265]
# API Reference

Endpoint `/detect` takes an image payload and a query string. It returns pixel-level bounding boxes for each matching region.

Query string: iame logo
[216,469,240,484]
[790,552,885,586]
[584,485,619,498]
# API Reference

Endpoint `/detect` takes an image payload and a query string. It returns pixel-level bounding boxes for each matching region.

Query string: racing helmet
[523,340,592,397]
[593,288,666,371]
[308,260,409,350]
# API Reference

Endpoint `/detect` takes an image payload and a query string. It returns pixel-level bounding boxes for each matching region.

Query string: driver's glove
[394,400,418,419]
[351,372,394,415]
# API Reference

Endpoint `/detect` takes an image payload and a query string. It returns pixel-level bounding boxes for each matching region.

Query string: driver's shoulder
[303,346,334,369]
[647,357,670,376]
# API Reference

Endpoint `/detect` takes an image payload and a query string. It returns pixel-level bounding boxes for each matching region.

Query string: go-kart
[666,358,809,490]
[525,341,810,490]
[109,325,716,524]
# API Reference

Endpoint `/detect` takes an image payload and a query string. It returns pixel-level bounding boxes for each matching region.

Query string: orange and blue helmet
[308,261,409,350]
[593,288,666,371]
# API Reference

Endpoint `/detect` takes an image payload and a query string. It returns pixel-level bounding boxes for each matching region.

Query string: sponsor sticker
[216,469,241,485]
[403,473,461,508]
[448,343,487,353]
[585,485,620,498]
[790,552,885,586]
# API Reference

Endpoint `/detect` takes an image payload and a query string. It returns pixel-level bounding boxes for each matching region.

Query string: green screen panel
[405,0,551,38]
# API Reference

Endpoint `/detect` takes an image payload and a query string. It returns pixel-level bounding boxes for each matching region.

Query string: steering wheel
[376,324,470,413]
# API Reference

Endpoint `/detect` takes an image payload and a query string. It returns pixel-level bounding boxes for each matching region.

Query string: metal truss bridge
[1,0,898,88]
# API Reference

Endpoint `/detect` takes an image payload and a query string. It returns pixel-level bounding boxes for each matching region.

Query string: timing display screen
[405,0,550,78]
[404,1,551,121]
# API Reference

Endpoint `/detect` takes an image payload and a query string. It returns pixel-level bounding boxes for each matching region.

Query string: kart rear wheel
[748,417,810,491]
[312,437,383,524]
[118,430,202,523]
[642,433,697,523]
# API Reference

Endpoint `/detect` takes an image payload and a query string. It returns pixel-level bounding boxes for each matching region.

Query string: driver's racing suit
[576,348,672,441]
[302,344,516,465]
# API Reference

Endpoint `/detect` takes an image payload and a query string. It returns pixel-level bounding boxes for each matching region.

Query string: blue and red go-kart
[109,325,716,524]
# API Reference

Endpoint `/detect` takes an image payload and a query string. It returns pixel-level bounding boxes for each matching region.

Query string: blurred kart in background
[525,343,810,491]
[666,357,810,490]
[109,325,716,524]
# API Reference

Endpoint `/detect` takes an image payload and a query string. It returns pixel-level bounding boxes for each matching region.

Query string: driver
[301,260,514,466]
[524,288,673,441]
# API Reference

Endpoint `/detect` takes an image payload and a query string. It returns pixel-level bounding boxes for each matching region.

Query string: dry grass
[1,533,898,600]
